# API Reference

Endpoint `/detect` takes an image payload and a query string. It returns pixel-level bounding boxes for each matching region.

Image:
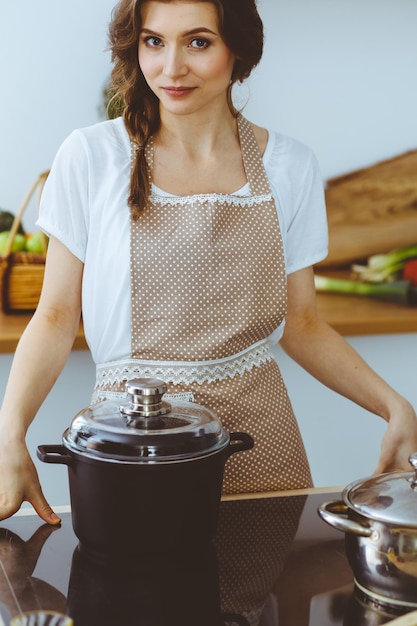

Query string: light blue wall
[2,0,416,217]
[243,0,417,178]
[1,0,416,504]
[0,0,116,224]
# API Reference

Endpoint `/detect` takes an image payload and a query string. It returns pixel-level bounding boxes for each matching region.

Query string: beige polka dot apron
[94,114,312,494]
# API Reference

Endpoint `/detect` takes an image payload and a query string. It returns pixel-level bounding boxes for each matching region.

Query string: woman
[0,0,416,525]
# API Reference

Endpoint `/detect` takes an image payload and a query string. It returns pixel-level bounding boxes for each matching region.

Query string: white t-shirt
[37,117,328,364]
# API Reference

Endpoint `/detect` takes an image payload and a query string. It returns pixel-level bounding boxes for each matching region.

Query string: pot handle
[227,432,254,458]
[36,444,73,467]
[318,500,373,537]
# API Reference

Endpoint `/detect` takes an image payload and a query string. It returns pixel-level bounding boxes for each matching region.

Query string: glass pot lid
[343,452,417,527]
[63,378,229,463]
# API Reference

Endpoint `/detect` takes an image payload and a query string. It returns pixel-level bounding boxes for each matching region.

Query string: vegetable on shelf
[352,244,417,283]
[315,243,417,306]
[403,259,417,286]
[314,275,417,306]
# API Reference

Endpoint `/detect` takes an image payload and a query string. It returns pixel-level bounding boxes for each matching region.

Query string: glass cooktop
[0,491,409,626]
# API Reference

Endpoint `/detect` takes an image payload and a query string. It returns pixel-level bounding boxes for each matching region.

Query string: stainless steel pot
[37,378,254,559]
[318,453,417,610]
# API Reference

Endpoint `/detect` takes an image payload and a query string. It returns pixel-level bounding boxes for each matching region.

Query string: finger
[373,447,399,475]
[373,449,394,475]
[32,501,61,525]
[27,489,61,525]
[372,462,397,475]
[373,455,407,475]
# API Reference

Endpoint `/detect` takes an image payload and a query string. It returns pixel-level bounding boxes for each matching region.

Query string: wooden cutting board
[317,149,417,267]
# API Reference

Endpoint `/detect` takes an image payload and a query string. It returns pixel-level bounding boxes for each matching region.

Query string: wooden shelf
[315,292,417,336]
[314,268,417,335]
[0,312,88,354]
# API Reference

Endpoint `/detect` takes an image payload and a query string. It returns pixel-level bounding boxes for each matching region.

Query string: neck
[156,107,239,157]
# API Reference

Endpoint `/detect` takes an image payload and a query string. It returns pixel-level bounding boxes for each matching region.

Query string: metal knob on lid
[120,378,172,419]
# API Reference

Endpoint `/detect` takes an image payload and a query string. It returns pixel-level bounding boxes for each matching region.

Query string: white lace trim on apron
[148,192,273,207]
[95,340,274,389]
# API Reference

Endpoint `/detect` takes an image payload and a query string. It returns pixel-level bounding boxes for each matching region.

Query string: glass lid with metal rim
[63,378,230,463]
[343,452,417,527]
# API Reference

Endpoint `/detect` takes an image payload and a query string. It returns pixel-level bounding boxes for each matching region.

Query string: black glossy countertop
[0,490,410,626]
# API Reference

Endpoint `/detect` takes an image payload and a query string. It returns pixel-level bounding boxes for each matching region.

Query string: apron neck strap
[237,114,271,197]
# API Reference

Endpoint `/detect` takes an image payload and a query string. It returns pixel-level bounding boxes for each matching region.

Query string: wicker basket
[0,171,49,313]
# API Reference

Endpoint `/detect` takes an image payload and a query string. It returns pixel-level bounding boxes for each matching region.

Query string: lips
[161,86,196,97]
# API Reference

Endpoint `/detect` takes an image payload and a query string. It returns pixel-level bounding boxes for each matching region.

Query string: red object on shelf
[403,259,417,286]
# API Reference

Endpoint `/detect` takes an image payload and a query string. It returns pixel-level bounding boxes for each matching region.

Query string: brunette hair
[108,0,264,218]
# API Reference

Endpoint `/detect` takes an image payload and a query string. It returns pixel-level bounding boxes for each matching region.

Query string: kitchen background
[1,0,416,507]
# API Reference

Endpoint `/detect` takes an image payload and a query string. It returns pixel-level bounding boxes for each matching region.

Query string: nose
[162,45,187,78]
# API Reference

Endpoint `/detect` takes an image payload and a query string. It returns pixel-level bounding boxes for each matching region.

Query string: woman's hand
[374,400,417,474]
[0,435,60,524]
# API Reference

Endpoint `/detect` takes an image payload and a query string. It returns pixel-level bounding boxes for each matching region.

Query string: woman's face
[138,1,236,117]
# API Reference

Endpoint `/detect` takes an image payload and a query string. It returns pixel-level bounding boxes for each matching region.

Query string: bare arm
[0,237,83,522]
[280,266,417,473]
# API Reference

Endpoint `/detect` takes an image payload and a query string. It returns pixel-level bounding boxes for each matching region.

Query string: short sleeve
[265,132,329,275]
[36,130,89,262]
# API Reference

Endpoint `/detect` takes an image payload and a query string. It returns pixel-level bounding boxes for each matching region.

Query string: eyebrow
[140,27,219,37]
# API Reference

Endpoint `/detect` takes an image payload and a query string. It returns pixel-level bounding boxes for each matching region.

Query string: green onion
[352,244,417,283]
[314,275,417,306]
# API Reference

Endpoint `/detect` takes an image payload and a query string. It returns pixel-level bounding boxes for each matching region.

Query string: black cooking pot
[37,378,254,558]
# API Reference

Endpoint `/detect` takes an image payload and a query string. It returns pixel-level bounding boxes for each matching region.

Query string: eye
[143,35,163,48]
[190,38,210,49]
